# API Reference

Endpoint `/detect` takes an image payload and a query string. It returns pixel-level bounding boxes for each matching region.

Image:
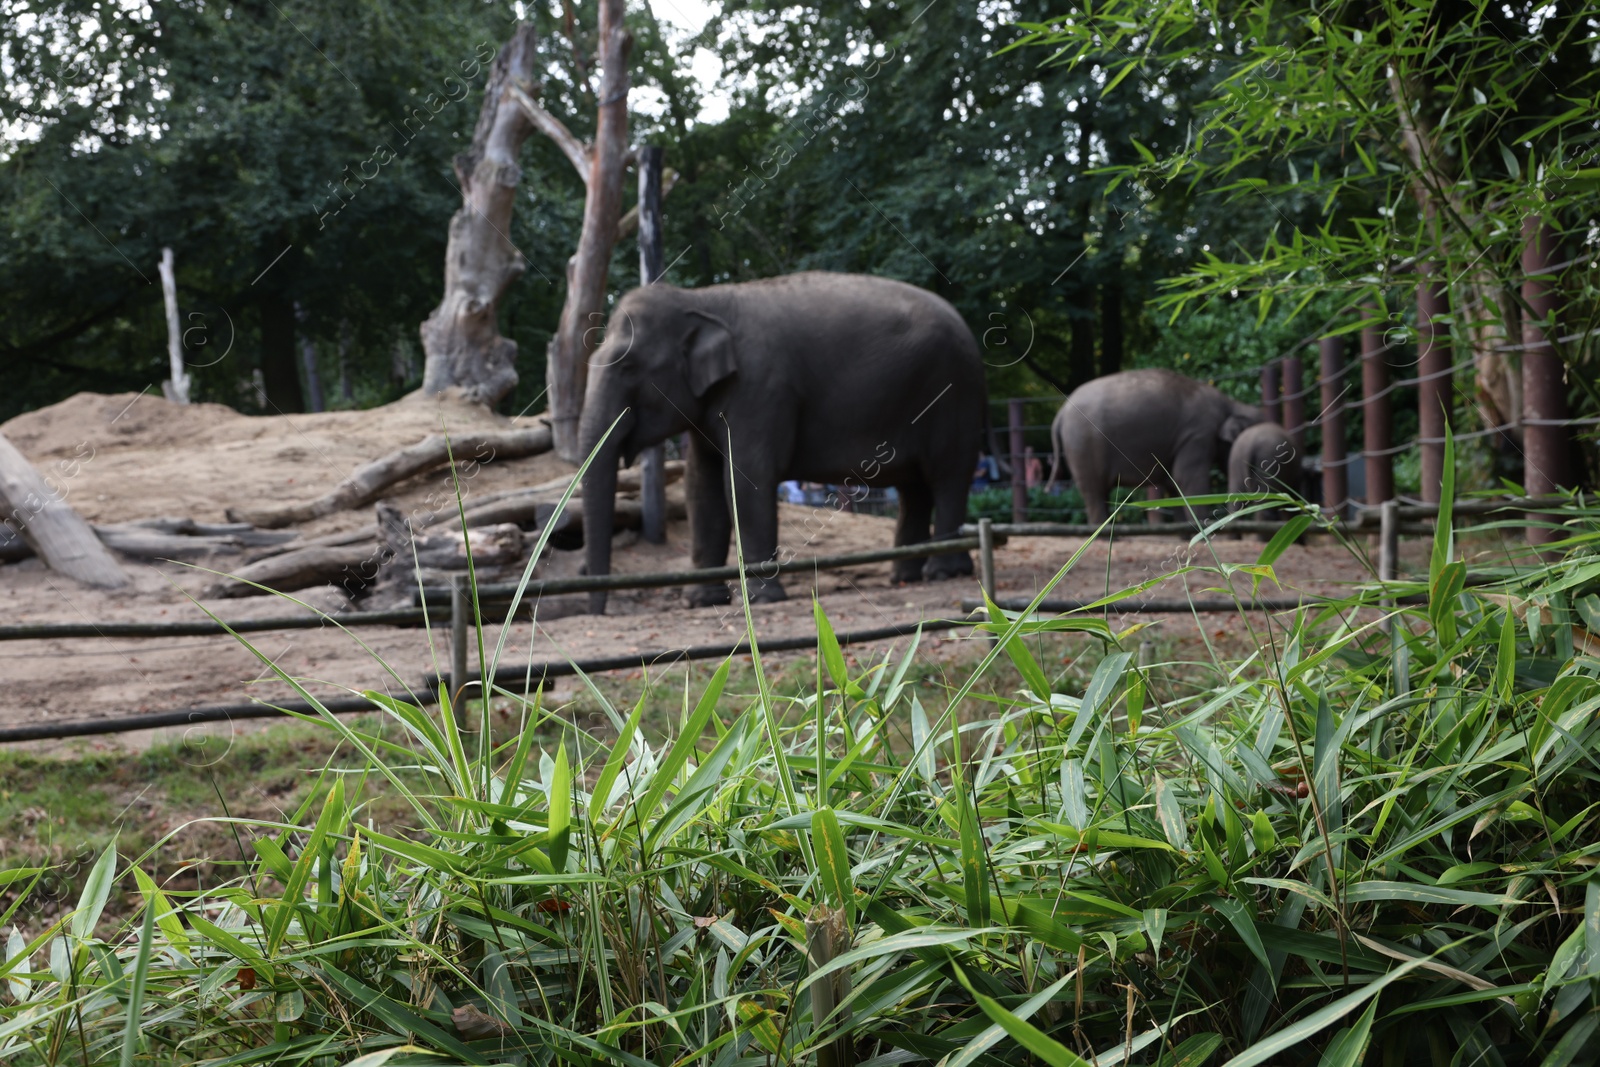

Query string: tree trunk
[1417,267,1452,503]
[418,25,539,407]
[1099,283,1123,376]
[158,247,190,404]
[296,302,325,413]
[260,289,304,413]
[0,432,127,588]
[546,0,632,461]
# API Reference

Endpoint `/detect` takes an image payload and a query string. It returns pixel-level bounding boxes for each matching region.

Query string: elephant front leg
[686,434,733,607]
[892,482,933,583]
[727,467,785,604]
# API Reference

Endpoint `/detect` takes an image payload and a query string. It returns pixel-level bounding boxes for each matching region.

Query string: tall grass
[4,470,1600,1065]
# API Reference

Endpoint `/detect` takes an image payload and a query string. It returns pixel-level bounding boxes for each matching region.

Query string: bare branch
[507,83,592,183]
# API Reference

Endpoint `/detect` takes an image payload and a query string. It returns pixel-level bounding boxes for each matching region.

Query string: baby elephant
[1228,423,1303,514]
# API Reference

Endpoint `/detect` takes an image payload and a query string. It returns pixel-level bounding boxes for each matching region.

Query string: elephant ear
[684,310,737,396]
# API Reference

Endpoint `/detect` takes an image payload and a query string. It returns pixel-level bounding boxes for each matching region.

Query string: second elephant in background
[1050,369,1263,525]
[1227,422,1304,515]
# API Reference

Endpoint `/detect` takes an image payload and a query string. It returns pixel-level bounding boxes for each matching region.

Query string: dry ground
[0,390,1396,752]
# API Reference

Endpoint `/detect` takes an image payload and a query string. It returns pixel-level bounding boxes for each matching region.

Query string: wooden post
[158,248,190,405]
[1008,398,1026,524]
[1260,361,1281,424]
[1320,337,1347,515]
[978,517,995,598]
[806,905,854,1067]
[1521,216,1570,549]
[450,573,470,730]
[1361,315,1394,505]
[1282,354,1305,456]
[1379,499,1398,643]
[1417,270,1451,503]
[638,146,667,544]
[0,433,127,588]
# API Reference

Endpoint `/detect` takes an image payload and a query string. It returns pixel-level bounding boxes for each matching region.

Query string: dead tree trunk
[0,433,127,588]
[541,0,632,462]
[419,25,540,407]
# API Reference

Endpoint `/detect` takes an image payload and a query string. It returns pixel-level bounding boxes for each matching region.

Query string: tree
[1017,0,1600,438]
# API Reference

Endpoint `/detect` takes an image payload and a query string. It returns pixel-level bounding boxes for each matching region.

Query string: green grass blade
[116,897,156,1067]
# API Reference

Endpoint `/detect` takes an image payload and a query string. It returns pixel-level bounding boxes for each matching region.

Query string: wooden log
[224,424,554,528]
[376,500,525,569]
[92,526,244,559]
[113,517,300,546]
[0,432,128,588]
[204,543,388,598]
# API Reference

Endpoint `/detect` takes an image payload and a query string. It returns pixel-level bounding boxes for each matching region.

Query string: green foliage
[1014,0,1600,384]
[7,488,1600,1064]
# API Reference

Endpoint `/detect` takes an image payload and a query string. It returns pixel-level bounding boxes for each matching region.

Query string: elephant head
[577,288,738,613]
[1217,399,1263,459]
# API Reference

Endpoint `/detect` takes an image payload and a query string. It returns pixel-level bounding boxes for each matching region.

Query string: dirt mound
[0,389,569,528]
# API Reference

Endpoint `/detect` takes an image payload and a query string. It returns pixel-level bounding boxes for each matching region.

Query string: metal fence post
[1320,337,1348,517]
[450,573,470,729]
[1417,269,1451,504]
[1260,361,1282,424]
[1282,354,1305,456]
[1009,398,1026,524]
[638,145,668,544]
[1361,313,1394,506]
[1521,215,1571,550]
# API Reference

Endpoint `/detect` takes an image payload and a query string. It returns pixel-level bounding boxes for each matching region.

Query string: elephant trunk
[579,400,630,615]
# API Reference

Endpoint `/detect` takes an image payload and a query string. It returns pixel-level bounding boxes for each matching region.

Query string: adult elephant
[577,272,985,614]
[1050,369,1262,525]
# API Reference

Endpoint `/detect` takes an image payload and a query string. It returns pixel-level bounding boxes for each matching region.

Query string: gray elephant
[1050,369,1261,525]
[577,271,985,614]
[1228,422,1302,509]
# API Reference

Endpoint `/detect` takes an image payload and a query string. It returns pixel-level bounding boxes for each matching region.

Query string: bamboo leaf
[813,806,855,926]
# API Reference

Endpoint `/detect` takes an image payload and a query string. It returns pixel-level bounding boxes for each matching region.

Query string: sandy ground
[0,391,1387,751]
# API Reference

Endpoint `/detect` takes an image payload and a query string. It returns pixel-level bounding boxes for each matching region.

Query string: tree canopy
[2,0,1595,442]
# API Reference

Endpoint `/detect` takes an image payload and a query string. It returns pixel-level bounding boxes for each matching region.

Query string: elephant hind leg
[923,475,974,580]
[892,481,934,583]
[686,433,733,607]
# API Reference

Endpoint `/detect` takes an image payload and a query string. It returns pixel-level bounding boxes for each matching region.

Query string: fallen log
[0,432,128,588]
[224,423,554,528]
[93,526,245,559]
[204,543,389,598]
[120,516,300,546]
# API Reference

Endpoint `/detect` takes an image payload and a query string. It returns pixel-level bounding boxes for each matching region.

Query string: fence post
[1009,398,1026,524]
[978,517,995,599]
[1379,498,1398,646]
[450,573,470,730]
[638,145,668,544]
[1361,313,1394,505]
[1260,361,1282,424]
[1417,269,1451,504]
[1521,215,1570,549]
[1320,337,1348,516]
[1282,354,1305,457]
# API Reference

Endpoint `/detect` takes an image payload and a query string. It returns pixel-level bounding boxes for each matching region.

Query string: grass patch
[4,476,1597,1065]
